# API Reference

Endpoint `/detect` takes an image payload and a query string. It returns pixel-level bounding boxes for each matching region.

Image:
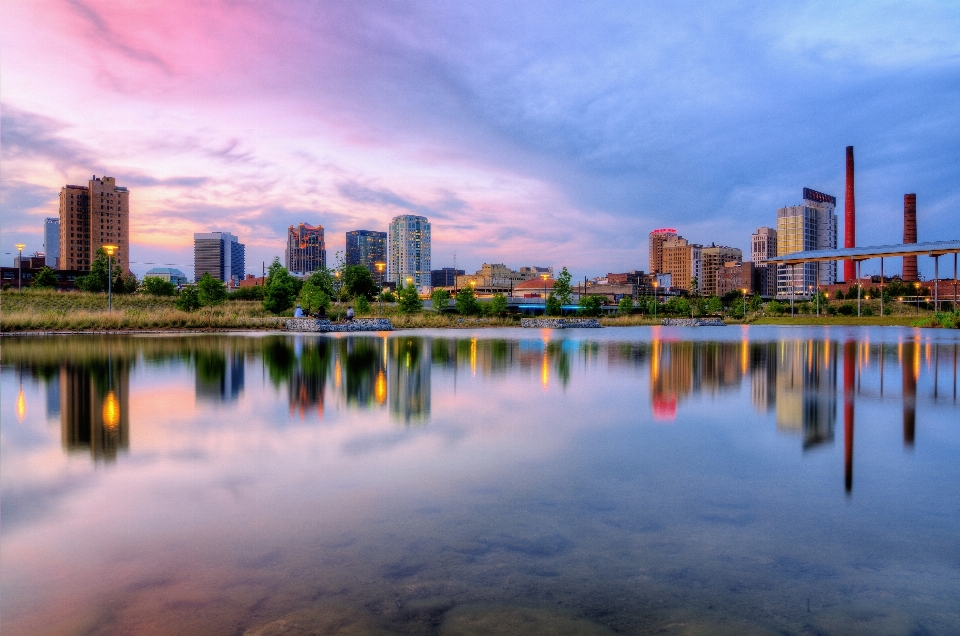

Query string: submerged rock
[243,602,396,636]
[440,605,615,635]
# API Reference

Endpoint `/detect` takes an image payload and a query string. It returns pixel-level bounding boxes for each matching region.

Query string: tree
[297,279,330,314]
[455,287,480,315]
[397,281,423,313]
[766,300,784,315]
[341,265,377,300]
[197,273,227,306]
[229,285,265,301]
[617,296,634,315]
[262,258,302,314]
[707,296,723,315]
[749,294,763,312]
[545,294,562,316]
[142,276,177,296]
[305,268,337,298]
[578,294,603,317]
[354,295,370,315]
[380,290,396,303]
[488,292,508,316]
[76,248,110,293]
[664,296,691,316]
[32,266,59,289]
[431,288,451,311]
[552,267,573,305]
[176,286,201,311]
[689,276,700,297]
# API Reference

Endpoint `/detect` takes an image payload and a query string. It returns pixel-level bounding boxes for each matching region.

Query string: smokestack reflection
[902,341,917,447]
[843,341,856,493]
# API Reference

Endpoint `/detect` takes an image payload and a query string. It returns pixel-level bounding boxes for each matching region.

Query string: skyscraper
[59,176,130,272]
[661,237,702,292]
[194,231,245,284]
[44,217,60,268]
[346,230,386,274]
[649,228,678,274]
[701,245,742,298]
[751,227,778,297]
[286,223,326,274]
[776,188,837,299]
[388,215,431,289]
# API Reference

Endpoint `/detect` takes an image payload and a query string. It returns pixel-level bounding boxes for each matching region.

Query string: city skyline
[2,3,959,282]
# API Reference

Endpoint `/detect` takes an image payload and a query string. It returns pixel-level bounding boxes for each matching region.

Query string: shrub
[664,296,691,316]
[380,290,396,303]
[142,276,177,296]
[488,292,508,316]
[861,306,874,316]
[262,258,302,314]
[354,295,370,315]
[175,286,201,312]
[455,287,480,315]
[617,297,634,315]
[431,288,451,311]
[837,303,854,316]
[229,285,265,301]
[578,294,603,317]
[766,300,784,314]
[397,282,423,314]
[827,305,838,315]
[545,294,562,316]
[32,266,59,289]
[197,273,227,306]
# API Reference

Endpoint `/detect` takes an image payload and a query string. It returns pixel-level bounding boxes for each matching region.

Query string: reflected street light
[375,262,386,315]
[15,243,25,291]
[103,245,118,312]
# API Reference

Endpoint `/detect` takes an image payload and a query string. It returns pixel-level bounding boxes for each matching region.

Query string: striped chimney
[903,194,918,281]
[843,146,856,282]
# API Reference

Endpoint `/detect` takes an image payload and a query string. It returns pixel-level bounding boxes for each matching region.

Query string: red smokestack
[844,146,856,281]
[903,194,918,281]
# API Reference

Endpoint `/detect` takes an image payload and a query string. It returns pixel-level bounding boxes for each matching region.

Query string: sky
[2,0,959,281]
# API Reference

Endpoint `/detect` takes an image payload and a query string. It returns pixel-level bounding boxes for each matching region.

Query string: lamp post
[652,280,658,322]
[915,282,920,315]
[898,297,903,316]
[540,273,549,316]
[103,245,118,312]
[375,262,385,315]
[742,288,748,320]
[15,243,25,291]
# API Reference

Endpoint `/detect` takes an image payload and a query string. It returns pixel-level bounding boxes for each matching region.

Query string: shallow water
[2,326,959,635]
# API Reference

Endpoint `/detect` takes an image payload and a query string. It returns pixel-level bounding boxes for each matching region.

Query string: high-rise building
[776,188,837,299]
[44,218,60,268]
[661,237,702,292]
[701,245,742,297]
[431,268,464,288]
[59,176,130,272]
[751,227,778,297]
[346,230,386,274]
[388,215,431,289]
[286,223,326,274]
[649,228,678,274]
[194,231,245,284]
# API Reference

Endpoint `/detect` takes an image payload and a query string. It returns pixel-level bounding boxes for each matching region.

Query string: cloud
[0,107,97,173]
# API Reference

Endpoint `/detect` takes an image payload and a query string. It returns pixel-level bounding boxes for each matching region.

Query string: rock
[285,318,393,332]
[661,318,726,326]
[519,318,602,329]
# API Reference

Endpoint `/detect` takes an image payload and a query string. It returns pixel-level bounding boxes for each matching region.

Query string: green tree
[707,296,723,315]
[342,264,377,300]
[664,296,691,316]
[617,296,634,315]
[305,268,336,298]
[489,292,508,316]
[32,266,59,289]
[354,295,370,315]
[766,300,784,314]
[229,285,265,301]
[262,258,302,314]
[76,248,110,293]
[749,294,763,312]
[297,279,330,314]
[455,287,480,315]
[175,286,201,311]
[397,281,423,313]
[197,272,227,306]
[689,276,700,297]
[578,294,603,317]
[552,267,573,305]
[545,294,562,316]
[142,276,177,296]
[431,288,451,311]
[380,289,396,303]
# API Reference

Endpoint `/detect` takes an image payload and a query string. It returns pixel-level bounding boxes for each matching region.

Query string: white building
[388,215,431,290]
[776,188,837,300]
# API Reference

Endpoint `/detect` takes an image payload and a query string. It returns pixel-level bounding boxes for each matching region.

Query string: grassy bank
[750,315,923,327]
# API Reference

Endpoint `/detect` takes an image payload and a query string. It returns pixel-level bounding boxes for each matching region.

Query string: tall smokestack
[903,194,918,281]
[843,146,856,282]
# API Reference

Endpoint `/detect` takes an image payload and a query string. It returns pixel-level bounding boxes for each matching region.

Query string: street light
[652,280,659,322]
[375,262,386,315]
[15,243,25,291]
[742,288,748,320]
[103,245,118,312]
[540,273,549,316]
[915,282,921,315]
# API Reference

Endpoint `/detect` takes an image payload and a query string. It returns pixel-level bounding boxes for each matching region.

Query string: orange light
[102,391,119,429]
[16,387,26,422]
[375,370,387,404]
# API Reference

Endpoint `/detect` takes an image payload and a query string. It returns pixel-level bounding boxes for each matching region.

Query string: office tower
[776,188,838,299]
[194,231,245,284]
[59,176,130,272]
[431,268,464,287]
[346,230,386,274]
[286,223,326,274]
[903,194,918,281]
[751,227,778,297]
[661,237,702,292]
[44,217,60,268]
[701,245,742,297]
[649,228,678,274]
[388,215,431,289]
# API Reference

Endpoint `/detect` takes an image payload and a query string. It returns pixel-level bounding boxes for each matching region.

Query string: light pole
[742,288,748,320]
[652,280,658,322]
[540,273,548,316]
[915,282,920,315]
[375,262,385,316]
[15,243,25,291]
[898,297,903,316]
[103,245,118,312]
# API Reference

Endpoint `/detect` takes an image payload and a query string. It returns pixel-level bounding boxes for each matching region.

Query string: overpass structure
[766,240,960,315]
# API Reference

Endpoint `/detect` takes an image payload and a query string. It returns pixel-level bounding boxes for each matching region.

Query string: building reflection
[195,348,245,402]
[389,337,430,425]
[60,357,130,462]
[774,340,837,450]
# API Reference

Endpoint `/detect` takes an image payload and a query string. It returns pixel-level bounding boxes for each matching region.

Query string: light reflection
[16,386,26,422]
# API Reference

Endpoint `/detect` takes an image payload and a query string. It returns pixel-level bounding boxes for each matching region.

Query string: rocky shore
[285,318,394,332]
[520,318,602,329]
[660,318,726,326]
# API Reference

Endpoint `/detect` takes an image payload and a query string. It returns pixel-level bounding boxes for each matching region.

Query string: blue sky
[2,0,959,280]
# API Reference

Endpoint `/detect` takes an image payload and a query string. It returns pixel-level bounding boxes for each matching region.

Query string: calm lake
[2,327,959,635]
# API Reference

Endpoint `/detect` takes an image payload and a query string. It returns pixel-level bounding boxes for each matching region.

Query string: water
[2,327,959,635]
